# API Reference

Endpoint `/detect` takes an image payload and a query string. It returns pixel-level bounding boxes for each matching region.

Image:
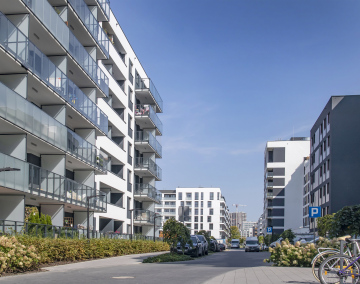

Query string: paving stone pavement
[203,266,318,284]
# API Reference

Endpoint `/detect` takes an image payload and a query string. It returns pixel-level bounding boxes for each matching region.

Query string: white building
[0,0,162,237]
[156,188,230,239]
[263,138,310,235]
[240,221,257,237]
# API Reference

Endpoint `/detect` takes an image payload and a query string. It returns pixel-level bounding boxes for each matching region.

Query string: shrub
[264,237,340,267]
[0,236,40,274]
[143,253,192,263]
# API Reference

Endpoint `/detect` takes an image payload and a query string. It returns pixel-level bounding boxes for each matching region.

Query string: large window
[178,192,182,200]
[201,192,204,200]
[209,224,213,230]
[208,201,212,208]
[210,192,214,200]
[186,193,192,199]
[207,216,211,222]
[195,192,199,200]
[268,150,273,162]
[209,209,213,215]
[195,201,199,207]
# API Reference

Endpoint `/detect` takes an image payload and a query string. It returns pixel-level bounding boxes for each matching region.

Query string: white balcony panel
[96,171,126,192]
[109,43,128,82]
[95,203,126,220]
[97,99,127,136]
[97,136,126,164]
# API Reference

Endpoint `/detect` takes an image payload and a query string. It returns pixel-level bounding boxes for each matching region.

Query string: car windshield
[231,241,239,244]
[191,237,198,243]
[246,241,258,245]
[197,236,204,241]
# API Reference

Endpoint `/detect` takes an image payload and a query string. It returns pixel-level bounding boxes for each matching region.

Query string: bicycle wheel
[312,251,339,282]
[319,254,360,284]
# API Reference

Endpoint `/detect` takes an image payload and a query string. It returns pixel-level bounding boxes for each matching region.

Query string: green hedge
[17,236,169,264]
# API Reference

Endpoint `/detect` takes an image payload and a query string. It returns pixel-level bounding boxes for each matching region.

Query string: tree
[280,229,296,242]
[163,218,191,254]
[317,213,335,237]
[328,205,360,238]
[229,226,241,240]
[258,235,264,244]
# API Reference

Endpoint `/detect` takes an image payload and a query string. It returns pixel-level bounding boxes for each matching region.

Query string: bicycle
[311,235,352,282]
[318,237,360,284]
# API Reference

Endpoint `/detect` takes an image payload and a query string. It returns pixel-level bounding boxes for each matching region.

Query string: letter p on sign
[309,206,321,218]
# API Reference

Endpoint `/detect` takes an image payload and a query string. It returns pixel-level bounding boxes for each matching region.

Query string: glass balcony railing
[0,152,107,212]
[68,0,109,58]
[135,131,162,157]
[0,12,108,133]
[134,158,162,180]
[96,0,110,21]
[135,77,163,112]
[134,184,161,203]
[133,209,155,224]
[134,105,163,135]
[20,0,109,96]
[0,80,106,171]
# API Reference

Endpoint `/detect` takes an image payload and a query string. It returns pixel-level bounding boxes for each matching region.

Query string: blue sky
[112,0,360,221]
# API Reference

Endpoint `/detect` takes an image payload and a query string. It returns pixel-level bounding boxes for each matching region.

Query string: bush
[17,236,169,264]
[143,253,192,263]
[264,237,340,267]
[0,236,40,274]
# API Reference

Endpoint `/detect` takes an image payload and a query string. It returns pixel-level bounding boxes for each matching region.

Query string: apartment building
[302,157,310,229]
[0,0,162,237]
[309,96,360,233]
[156,188,231,239]
[230,211,247,230]
[263,138,310,235]
[240,221,257,238]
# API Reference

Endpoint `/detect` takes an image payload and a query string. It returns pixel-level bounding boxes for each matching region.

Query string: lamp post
[153,213,162,242]
[86,193,105,239]
[129,208,135,241]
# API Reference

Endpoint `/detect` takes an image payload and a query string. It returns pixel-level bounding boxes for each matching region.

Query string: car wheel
[205,249,208,255]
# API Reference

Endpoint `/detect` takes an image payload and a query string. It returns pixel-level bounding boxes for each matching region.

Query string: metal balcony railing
[0,12,108,133]
[20,0,109,96]
[68,0,109,58]
[134,184,161,203]
[135,77,163,112]
[135,131,162,157]
[134,158,162,180]
[134,104,163,135]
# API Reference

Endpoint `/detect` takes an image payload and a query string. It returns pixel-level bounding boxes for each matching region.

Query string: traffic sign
[266,227,273,233]
[309,206,321,218]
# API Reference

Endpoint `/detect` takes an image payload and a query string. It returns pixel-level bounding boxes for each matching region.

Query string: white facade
[240,221,257,237]
[0,0,162,237]
[263,138,310,235]
[156,188,230,239]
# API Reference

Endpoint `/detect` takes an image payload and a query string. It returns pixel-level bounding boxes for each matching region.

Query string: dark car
[176,235,203,257]
[209,240,219,252]
[196,235,208,255]
[218,243,226,251]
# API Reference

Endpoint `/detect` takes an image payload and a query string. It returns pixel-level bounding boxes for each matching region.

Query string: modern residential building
[309,96,360,233]
[302,157,310,230]
[0,0,162,237]
[263,138,310,235]
[156,188,231,239]
[240,221,257,237]
[256,214,264,236]
[230,211,247,230]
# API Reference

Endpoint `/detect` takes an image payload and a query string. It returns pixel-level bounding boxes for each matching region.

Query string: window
[200,224,203,230]
[327,160,330,171]
[324,117,327,126]
[180,201,184,206]
[320,123,323,134]
[170,209,175,212]
[195,201,199,207]
[186,193,192,199]
[324,141,326,152]
[195,209,198,215]
[323,164,326,174]
[217,192,220,200]
[327,183,330,194]
[319,166,322,176]
[323,186,326,197]
[326,206,329,214]
[327,113,330,124]
[210,192,214,200]
[201,209,203,215]
[201,192,204,200]
[320,145,323,155]
[319,188,322,196]
[156,209,161,213]
[209,209,213,215]
[268,150,273,162]
[186,201,191,206]
[178,192,182,200]
[200,216,203,222]
[328,136,330,147]
[207,216,211,222]
[194,224,198,230]
[194,216,198,222]
[311,193,314,203]
[208,201,212,208]
[201,201,203,207]
[311,154,315,165]
[195,192,199,200]
[209,224,213,230]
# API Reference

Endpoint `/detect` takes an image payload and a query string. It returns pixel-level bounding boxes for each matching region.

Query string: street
[0,249,317,284]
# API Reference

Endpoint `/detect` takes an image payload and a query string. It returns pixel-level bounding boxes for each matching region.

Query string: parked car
[245,237,260,252]
[231,239,240,249]
[209,240,220,252]
[218,243,226,251]
[176,235,203,257]
[196,235,209,255]
[269,237,283,248]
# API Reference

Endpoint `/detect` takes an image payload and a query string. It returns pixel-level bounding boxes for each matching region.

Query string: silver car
[177,235,203,257]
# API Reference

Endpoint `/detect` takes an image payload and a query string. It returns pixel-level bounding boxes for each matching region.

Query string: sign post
[309,206,321,243]
[266,227,273,242]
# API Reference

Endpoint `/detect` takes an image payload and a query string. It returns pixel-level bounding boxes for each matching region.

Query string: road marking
[112,276,135,279]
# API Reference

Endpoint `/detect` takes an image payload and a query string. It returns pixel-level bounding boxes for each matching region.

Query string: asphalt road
[0,249,271,284]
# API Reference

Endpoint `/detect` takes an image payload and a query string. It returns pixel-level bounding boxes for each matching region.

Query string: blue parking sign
[267,227,272,233]
[309,206,321,218]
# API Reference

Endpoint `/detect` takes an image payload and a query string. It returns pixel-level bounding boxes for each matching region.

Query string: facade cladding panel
[273,178,285,187]
[271,209,284,216]
[273,168,285,176]
[272,198,285,206]
[272,219,284,227]
[273,148,285,162]
[273,188,285,196]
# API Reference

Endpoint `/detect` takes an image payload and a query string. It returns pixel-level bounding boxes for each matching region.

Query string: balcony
[266,192,274,198]
[0,152,107,212]
[135,131,162,158]
[96,0,110,21]
[21,0,109,96]
[266,181,274,188]
[0,12,108,134]
[134,158,162,181]
[161,196,176,200]
[134,105,163,136]
[133,209,155,226]
[265,172,274,179]
[68,0,109,58]
[0,80,106,172]
[134,184,160,203]
[135,77,163,113]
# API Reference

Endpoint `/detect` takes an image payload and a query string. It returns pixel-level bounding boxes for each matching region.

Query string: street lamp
[0,167,20,172]
[153,213,162,242]
[87,193,106,239]
[128,208,135,241]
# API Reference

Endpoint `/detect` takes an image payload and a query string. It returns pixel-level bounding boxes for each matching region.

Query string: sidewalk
[203,266,317,284]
